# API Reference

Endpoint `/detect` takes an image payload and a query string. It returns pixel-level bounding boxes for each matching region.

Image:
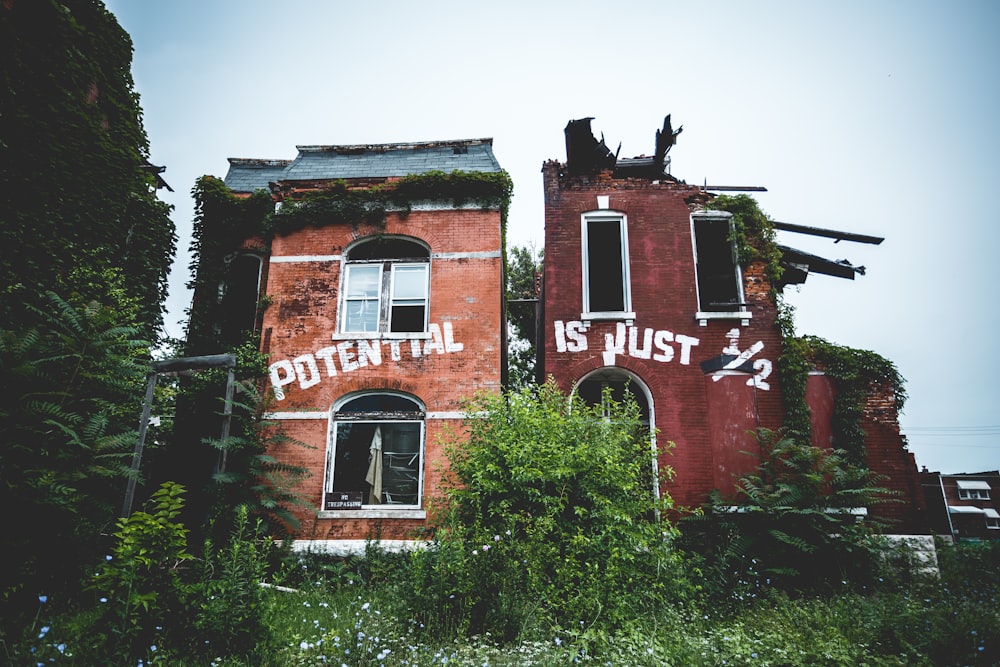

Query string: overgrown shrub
[679,428,899,600]
[407,381,693,640]
[87,482,193,663]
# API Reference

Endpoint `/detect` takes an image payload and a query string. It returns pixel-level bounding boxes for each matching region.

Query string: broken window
[582,212,633,317]
[576,368,651,425]
[340,237,429,334]
[325,393,424,509]
[219,253,263,344]
[692,210,745,313]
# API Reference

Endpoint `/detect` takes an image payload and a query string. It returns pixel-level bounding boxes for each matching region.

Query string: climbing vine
[187,169,512,355]
[267,169,513,237]
[707,195,906,465]
[798,335,906,465]
[706,194,784,288]
[1,0,176,340]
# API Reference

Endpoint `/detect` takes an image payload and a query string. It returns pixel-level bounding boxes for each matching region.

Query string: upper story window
[582,211,634,320]
[340,237,429,335]
[325,393,424,509]
[691,210,751,325]
[218,253,263,344]
[957,480,991,501]
[575,368,651,426]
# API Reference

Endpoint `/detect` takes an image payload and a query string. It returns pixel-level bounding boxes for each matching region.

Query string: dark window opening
[694,217,742,312]
[328,394,423,507]
[577,371,650,425]
[586,217,627,312]
[220,254,262,343]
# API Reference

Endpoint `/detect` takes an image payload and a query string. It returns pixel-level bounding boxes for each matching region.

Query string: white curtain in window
[365,425,383,504]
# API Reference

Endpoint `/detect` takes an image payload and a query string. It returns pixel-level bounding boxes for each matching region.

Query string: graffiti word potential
[269,322,463,400]
[553,320,701,366]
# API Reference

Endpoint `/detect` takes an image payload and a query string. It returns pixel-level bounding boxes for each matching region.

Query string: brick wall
[260,206,503,540]
[540,163,927,531]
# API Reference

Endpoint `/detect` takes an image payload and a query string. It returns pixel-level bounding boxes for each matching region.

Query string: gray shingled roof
[224,138,500,193]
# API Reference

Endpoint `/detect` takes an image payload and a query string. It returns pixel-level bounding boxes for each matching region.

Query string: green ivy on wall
[705,195,906,465]
[186,170,512,355]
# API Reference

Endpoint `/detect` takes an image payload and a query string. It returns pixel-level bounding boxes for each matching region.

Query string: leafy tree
[408,381,688,638]
[0,0,176,339]
[0,0,176,637]
[505,244,542,388]
[0,287,149,630]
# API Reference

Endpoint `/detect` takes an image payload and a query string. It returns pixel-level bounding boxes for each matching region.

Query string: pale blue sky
[105,0,1000,474]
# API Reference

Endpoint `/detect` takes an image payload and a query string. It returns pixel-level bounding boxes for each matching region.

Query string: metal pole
[122,372,158,518]
[217,368,236,474]
[120,354,236,517]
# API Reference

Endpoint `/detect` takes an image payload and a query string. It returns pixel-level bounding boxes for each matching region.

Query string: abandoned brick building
[188,119,930,553]
[198,139,507,553]
[537,117,930,540]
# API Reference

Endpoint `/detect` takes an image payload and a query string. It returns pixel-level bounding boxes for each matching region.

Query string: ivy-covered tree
[0,0,176,338]
[505,244,542,388]
[0,0,176,635]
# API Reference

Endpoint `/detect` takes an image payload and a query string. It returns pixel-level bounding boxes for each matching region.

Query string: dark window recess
[587,218,626,312]
[220,254,262,343]
[694,218,742,311]
[329,394,423,507]
[577,371,650,425]
[349,238,429,261]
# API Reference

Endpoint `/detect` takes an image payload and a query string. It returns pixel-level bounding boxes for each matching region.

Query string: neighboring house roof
[224,138,500,193]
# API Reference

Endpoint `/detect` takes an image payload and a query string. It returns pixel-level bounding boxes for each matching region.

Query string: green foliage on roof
[187,170,512,355]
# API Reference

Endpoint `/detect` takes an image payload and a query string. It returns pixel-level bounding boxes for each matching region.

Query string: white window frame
[956,480,991,501]
[337,238,431,337]
[691,210,752,326]
[341,263,384,334]
[388,263,430,333]
[581,211,635,322]
[322,393,426,514]
[958,488,991,501]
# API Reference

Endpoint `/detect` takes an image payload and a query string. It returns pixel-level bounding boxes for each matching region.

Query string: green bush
[87,481,193,663]
[679,428,899,600]
[407,381,692,640]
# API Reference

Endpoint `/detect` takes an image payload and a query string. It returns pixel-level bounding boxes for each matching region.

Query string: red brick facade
[539,156,929,534]
[260,208,503,547]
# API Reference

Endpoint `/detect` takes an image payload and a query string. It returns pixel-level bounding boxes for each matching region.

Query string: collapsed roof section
[563,115,884,286]
[564,115,682,179]
[224,138,501,194]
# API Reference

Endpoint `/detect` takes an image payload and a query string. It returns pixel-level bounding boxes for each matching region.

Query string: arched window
[324,393,424,509]
[575,369,660,499]
[575,368,651,426]
[340,237,429,334]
